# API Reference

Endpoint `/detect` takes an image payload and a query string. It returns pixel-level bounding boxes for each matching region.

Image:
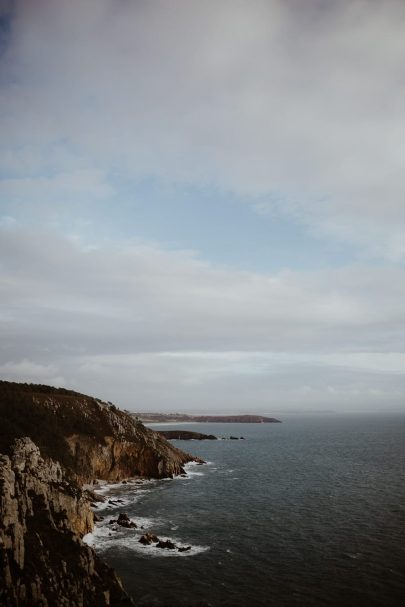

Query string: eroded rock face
[139,532,159,545]
[65,429,193,484]
[0,381,199,485]
[0,438,132,606]
[0,382,204,605]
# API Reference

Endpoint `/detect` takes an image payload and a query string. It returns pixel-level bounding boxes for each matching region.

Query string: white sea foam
[83,522,209,558]
[94,495,136,511]
[184,460,201,468]
[133,541,209,558]
[93,481,128,495]
[184,462,205,474]
[181,470,204,478]
[85,465,211,559]
[94,478,153,493]
[91,477,157,510]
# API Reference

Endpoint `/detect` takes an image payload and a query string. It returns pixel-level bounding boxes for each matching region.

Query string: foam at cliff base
[91,478,157,509]
[93,478,153,494]
[84,463,211,556]
[181,460,206,478]
[83,521,209,558]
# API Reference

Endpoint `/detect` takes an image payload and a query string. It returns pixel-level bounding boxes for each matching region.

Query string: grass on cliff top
[0,380,139,472]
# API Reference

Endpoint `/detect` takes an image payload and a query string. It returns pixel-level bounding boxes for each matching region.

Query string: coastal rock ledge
[0,437,133,606]
[0,380,203,605]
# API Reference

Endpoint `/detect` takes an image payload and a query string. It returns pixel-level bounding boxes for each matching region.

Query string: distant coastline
[157,429,218,440]
[133,413,282,423]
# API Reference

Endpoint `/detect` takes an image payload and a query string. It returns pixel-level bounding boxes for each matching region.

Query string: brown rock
[156,539,177,550]
[0,438,133,606]
[0,380,199,486]
[117,513,137,528]
[139,533,159,545]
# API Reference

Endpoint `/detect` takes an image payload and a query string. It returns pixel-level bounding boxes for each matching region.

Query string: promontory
[0,380,201,605]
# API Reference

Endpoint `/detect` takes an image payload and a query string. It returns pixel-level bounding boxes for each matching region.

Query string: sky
[1,0,405,414]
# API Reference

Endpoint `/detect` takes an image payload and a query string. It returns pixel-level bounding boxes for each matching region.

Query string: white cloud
[0,225,404,411]
[0,358,65,386]
[0,169,113,205]
[1,1,405,258]
[1,2,405,411]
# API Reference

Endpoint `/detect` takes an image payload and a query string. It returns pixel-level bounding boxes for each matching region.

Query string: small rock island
[157,430,218,440]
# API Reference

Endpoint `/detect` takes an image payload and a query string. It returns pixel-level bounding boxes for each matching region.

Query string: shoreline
[84,461,209,559]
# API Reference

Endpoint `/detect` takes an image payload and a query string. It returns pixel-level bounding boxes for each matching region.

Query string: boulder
[117,513,137,528]
[156,539,177,550]
[139,533,159,545]
[108,513,137,528]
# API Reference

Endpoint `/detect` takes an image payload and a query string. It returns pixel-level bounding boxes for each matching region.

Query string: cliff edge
[0,381,198,484]
[0,437,133,606]
[0,380,202,605]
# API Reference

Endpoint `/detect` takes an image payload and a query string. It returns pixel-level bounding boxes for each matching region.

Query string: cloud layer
[1,224,404,411]
[1,1,404,412]
[1,0,405,258]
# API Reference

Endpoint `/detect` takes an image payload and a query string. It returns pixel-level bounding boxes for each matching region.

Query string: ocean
[84,415,405,606]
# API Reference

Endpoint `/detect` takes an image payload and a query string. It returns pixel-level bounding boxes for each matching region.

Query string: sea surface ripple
[86,415,405,606]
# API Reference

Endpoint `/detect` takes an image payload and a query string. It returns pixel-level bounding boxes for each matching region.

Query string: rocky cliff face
[0,381,198,484]
[0,437,133,606]
[64,414,195,484]
[0,381,202,605]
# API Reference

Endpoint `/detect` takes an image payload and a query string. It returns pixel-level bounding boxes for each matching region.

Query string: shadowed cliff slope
[0,381,204,605]
[0,381,197,484]
[0,437,133,606]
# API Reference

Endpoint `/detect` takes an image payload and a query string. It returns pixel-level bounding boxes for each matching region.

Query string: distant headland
[133,413,282,423]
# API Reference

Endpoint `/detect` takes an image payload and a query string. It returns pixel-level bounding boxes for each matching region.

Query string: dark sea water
[85,415,405,606]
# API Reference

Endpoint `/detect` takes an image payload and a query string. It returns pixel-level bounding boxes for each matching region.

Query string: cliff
[0,381,198,484]
[0,437,133,606]
[0,380,202,605]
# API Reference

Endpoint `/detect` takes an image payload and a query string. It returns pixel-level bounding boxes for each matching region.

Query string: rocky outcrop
[109,513,137,529]
[64,430,194,484]
[157,430,218,440]
[0,437,133,606]
[139,532,159,545]
[0,381,200,485]
[0,381,204,604]
[138,533,191,553]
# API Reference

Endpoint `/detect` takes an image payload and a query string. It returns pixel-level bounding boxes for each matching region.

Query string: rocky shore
[0,381,202,605]
[0,437,133,606]
[157,430,246,440]
[157,430,218,440]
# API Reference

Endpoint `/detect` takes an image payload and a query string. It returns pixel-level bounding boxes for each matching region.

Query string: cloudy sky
[1,0,405,414]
